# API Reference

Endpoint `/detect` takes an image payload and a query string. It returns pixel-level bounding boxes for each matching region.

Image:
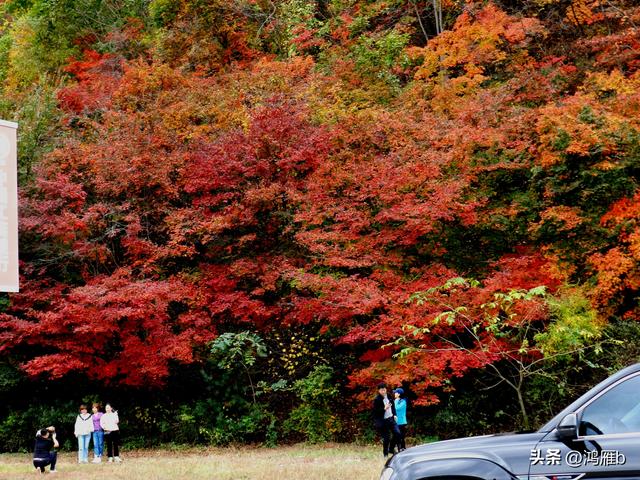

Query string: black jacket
[33,437,54,458]
[372,393,397,427]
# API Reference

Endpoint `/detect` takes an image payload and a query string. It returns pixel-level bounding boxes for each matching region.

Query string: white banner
[0,120,19,292]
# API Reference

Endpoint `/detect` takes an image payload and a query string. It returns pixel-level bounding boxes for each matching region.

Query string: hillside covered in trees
[1,0,640,450]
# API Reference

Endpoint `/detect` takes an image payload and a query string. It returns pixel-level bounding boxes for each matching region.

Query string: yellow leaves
[270,330,324,377]
[408,4,543,115]
[541,251,577,283]
[529,0,562,6]
[566,0,603,26]
[535,68,640,168]
[107,55,330,143]
[538,151,562,168]
[582,69,640,98]
[5,18,40,91]
[159,101,212,140]
[428,72,486,115]
[536,286,603,355]
[410,47,439,81]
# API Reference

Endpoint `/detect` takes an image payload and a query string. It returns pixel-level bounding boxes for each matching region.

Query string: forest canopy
[0,0,640,449]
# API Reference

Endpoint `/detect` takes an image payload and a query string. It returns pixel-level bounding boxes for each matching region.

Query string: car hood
[388,431,547,476]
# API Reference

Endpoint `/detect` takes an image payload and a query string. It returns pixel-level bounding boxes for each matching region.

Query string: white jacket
[100,411,119,432]
[74,414,94,436]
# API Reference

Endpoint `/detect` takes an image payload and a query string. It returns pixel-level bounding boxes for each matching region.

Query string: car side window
[580,374,640,436]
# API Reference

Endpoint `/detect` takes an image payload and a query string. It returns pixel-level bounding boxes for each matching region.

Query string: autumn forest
[0,0,639,451]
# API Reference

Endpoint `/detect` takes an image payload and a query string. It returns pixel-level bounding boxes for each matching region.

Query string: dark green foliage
[283,365,342,443]
[0,402,76,452]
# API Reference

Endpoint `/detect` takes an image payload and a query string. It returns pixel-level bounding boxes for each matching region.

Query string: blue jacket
[394,398,407,425]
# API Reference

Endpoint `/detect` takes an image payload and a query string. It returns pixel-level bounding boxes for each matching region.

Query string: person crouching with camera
[33,426,58,474]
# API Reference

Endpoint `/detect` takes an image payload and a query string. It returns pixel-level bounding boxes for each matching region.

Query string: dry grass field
[0,444,383,480]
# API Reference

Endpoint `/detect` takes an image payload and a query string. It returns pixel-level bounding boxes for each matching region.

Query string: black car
[381,363,640,480]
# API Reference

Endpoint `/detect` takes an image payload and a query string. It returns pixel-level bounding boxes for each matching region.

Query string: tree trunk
[515,375,529,430]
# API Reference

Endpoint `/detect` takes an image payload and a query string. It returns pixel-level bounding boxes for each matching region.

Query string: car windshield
[580,374,640,435]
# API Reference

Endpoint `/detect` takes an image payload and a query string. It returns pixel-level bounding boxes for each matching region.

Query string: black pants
[376,418,401,456]
[105,430,120,458]
[398,424,407,450]
[33,452,57,472]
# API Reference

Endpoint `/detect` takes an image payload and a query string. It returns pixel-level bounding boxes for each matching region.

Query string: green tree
[210,332,268,404]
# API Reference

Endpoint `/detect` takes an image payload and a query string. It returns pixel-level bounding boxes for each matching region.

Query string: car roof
[539,362,640,432]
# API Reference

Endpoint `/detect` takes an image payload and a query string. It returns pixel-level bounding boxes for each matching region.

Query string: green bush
[535,286,603,356]
[0,402,76,452]
[351,30,409,87]
[200,403,277,446]
[148,0,180,27]
[283,365,342,443]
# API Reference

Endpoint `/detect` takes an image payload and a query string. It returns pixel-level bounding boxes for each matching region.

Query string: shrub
[0,402,76,452]
[283,365,342,443]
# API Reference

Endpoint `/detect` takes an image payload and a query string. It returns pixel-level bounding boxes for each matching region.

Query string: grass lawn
[0,444,384,479]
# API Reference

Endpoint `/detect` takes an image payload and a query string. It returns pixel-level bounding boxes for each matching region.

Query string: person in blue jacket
[394,388,408,451]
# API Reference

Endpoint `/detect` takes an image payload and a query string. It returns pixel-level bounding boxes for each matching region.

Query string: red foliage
[343,254,554,406]
[293,110,480,269]
[7,0,616,408]
[57,50,123,114]
[0,271,210,386]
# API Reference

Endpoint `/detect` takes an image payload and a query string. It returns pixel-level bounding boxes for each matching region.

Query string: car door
[529,372,640,479]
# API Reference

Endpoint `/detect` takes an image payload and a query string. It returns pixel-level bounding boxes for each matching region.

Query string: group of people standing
[33,402,121,474]
[373,382,408,458]
[74,402,121,464]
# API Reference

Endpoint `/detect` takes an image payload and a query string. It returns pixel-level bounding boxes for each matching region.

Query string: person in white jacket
[100,403,121,463]
[74,405,94,463]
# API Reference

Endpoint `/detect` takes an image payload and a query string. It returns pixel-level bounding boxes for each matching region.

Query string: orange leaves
[628,228,640,260]
[583,70,640,99]
[410,4,543,88]
[504,17,546,44]
[113,62,188,112]
[530,206,584,234]
[565,0,605,26]
[535,94,623,167]
[406,4,544,116]
[600,191,640,227]
[590,191,640,316]
[417,4,512,74]
[590,247,635,310]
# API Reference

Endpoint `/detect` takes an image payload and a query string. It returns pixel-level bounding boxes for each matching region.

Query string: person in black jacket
[33,426,59,474]
[372,382,401,458]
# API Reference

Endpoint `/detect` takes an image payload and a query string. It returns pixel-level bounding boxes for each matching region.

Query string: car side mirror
[557,413,578,441]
